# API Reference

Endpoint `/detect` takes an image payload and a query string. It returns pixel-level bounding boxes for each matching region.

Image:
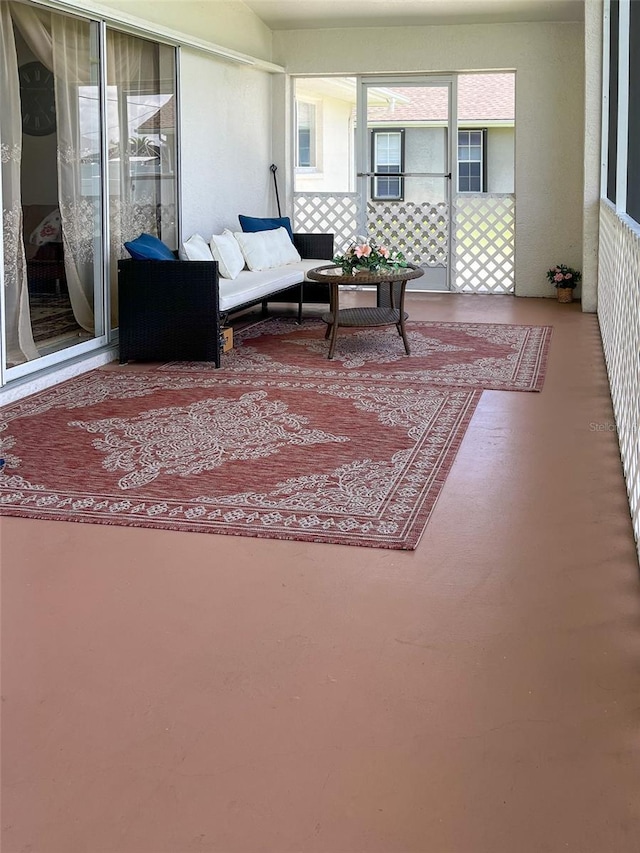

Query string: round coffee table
[306,263,424,359]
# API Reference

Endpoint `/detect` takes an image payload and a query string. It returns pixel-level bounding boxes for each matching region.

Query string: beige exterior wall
[98,0,273,61]
[402,128,447,202]
[486,127,514,193]
[294,89,354,193]
[179,49,274,239]
[273,22,584,298]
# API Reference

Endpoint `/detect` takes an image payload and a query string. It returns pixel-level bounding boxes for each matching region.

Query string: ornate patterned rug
[160,318,552,392]
[0,319,551,549]
[0,370,480,550]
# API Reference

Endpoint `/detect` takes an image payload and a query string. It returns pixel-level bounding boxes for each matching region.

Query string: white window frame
[370,128,404,201]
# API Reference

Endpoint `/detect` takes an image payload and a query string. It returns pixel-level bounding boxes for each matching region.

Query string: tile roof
[366,73,515,123]
[136,97,176,133]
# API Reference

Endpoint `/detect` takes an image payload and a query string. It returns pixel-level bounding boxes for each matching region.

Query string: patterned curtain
[11,2,98,333]
[105,29,164,326]
[0,2,38,363]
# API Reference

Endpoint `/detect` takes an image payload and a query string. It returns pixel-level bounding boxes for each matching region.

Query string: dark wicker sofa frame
[117,232,333,367]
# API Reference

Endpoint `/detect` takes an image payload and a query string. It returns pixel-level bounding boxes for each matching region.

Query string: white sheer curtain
[105,30,160,326]
[0,2,38,363]
[11,1,97,333]
[13,6,163,333]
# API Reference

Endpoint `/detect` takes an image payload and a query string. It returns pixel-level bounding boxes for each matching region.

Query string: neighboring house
[294,73,515,200]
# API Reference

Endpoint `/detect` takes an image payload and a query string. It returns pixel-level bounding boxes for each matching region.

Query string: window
[607,0,619,203]
[627,0,640,222]
[296,100,316,168]
[458,129,486,193]
[604,0,640,226]
[370,129,404,201]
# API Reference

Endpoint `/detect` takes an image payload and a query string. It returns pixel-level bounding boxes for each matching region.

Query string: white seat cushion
[219,267,304,312]
[283,258,332,280]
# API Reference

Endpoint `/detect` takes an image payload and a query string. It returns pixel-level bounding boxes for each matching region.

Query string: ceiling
[242,0,585,30]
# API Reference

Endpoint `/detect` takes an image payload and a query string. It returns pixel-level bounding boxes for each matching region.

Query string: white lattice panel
[294,193,448,263]
[294,192,515,294]
[366,201,448,267]
[598,201,640,560]
[294,193,360,253]
[453,194,515,293]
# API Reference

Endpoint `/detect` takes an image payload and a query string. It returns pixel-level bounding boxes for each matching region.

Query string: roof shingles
[366,73,514,123]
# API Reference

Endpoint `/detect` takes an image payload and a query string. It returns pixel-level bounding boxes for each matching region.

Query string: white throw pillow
[234,227,301,271]
[209,229,246,279]
[179,233,214,262]
[270,226,302,265]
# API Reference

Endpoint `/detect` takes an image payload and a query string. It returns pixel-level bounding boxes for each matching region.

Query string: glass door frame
[355,75,457,290]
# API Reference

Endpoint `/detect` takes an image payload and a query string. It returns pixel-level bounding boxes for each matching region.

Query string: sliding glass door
[1,3,103,371]
[0,1,177,382]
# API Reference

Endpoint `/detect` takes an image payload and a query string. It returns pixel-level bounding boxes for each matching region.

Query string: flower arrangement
[546,264,582,290]
[333,236,408,276]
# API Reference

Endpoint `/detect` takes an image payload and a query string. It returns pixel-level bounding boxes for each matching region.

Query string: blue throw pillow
[124,233,176,261]
[238,215,294,241]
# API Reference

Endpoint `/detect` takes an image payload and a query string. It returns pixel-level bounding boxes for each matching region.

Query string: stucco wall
[273,22,585,298]
[486,128,514,193]
[179,49,274,239]
[98,0,273,61]
[294,89,354,193]
[402,128,447,202]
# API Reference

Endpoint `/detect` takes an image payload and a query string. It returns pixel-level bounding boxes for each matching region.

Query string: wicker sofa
[117,232,333,367]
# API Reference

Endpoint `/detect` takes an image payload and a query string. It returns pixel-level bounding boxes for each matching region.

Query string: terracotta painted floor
[2,294,640,853]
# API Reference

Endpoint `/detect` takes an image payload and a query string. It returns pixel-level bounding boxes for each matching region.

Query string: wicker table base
[321,306,410,358]
[308,264,424,360]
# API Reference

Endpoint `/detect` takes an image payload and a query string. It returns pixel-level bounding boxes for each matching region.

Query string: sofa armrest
[293,232,334,261]
[117,258,221,366]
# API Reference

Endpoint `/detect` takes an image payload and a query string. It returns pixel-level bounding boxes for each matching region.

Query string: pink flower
[564,273,572,279]
[378,246,390,258]
[554,273,564,282]
[355,244,372,258]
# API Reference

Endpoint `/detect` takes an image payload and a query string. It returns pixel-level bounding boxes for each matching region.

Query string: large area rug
[1,370,480,549]
[161,318,552,392]
[0,319,551,549]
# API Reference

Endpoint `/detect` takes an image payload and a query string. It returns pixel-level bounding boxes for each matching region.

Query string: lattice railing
[452,194,515,293]
[293,191,515,293]
[366,201,448,268]
[293,194,448,263]
[597,201,640,561]
[293,193,360,254]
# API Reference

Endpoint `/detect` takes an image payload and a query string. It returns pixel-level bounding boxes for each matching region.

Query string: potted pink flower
[546,264,582,303]
[333,236,407,276]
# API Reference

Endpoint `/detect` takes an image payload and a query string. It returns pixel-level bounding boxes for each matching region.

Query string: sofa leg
[297,282,304,324]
